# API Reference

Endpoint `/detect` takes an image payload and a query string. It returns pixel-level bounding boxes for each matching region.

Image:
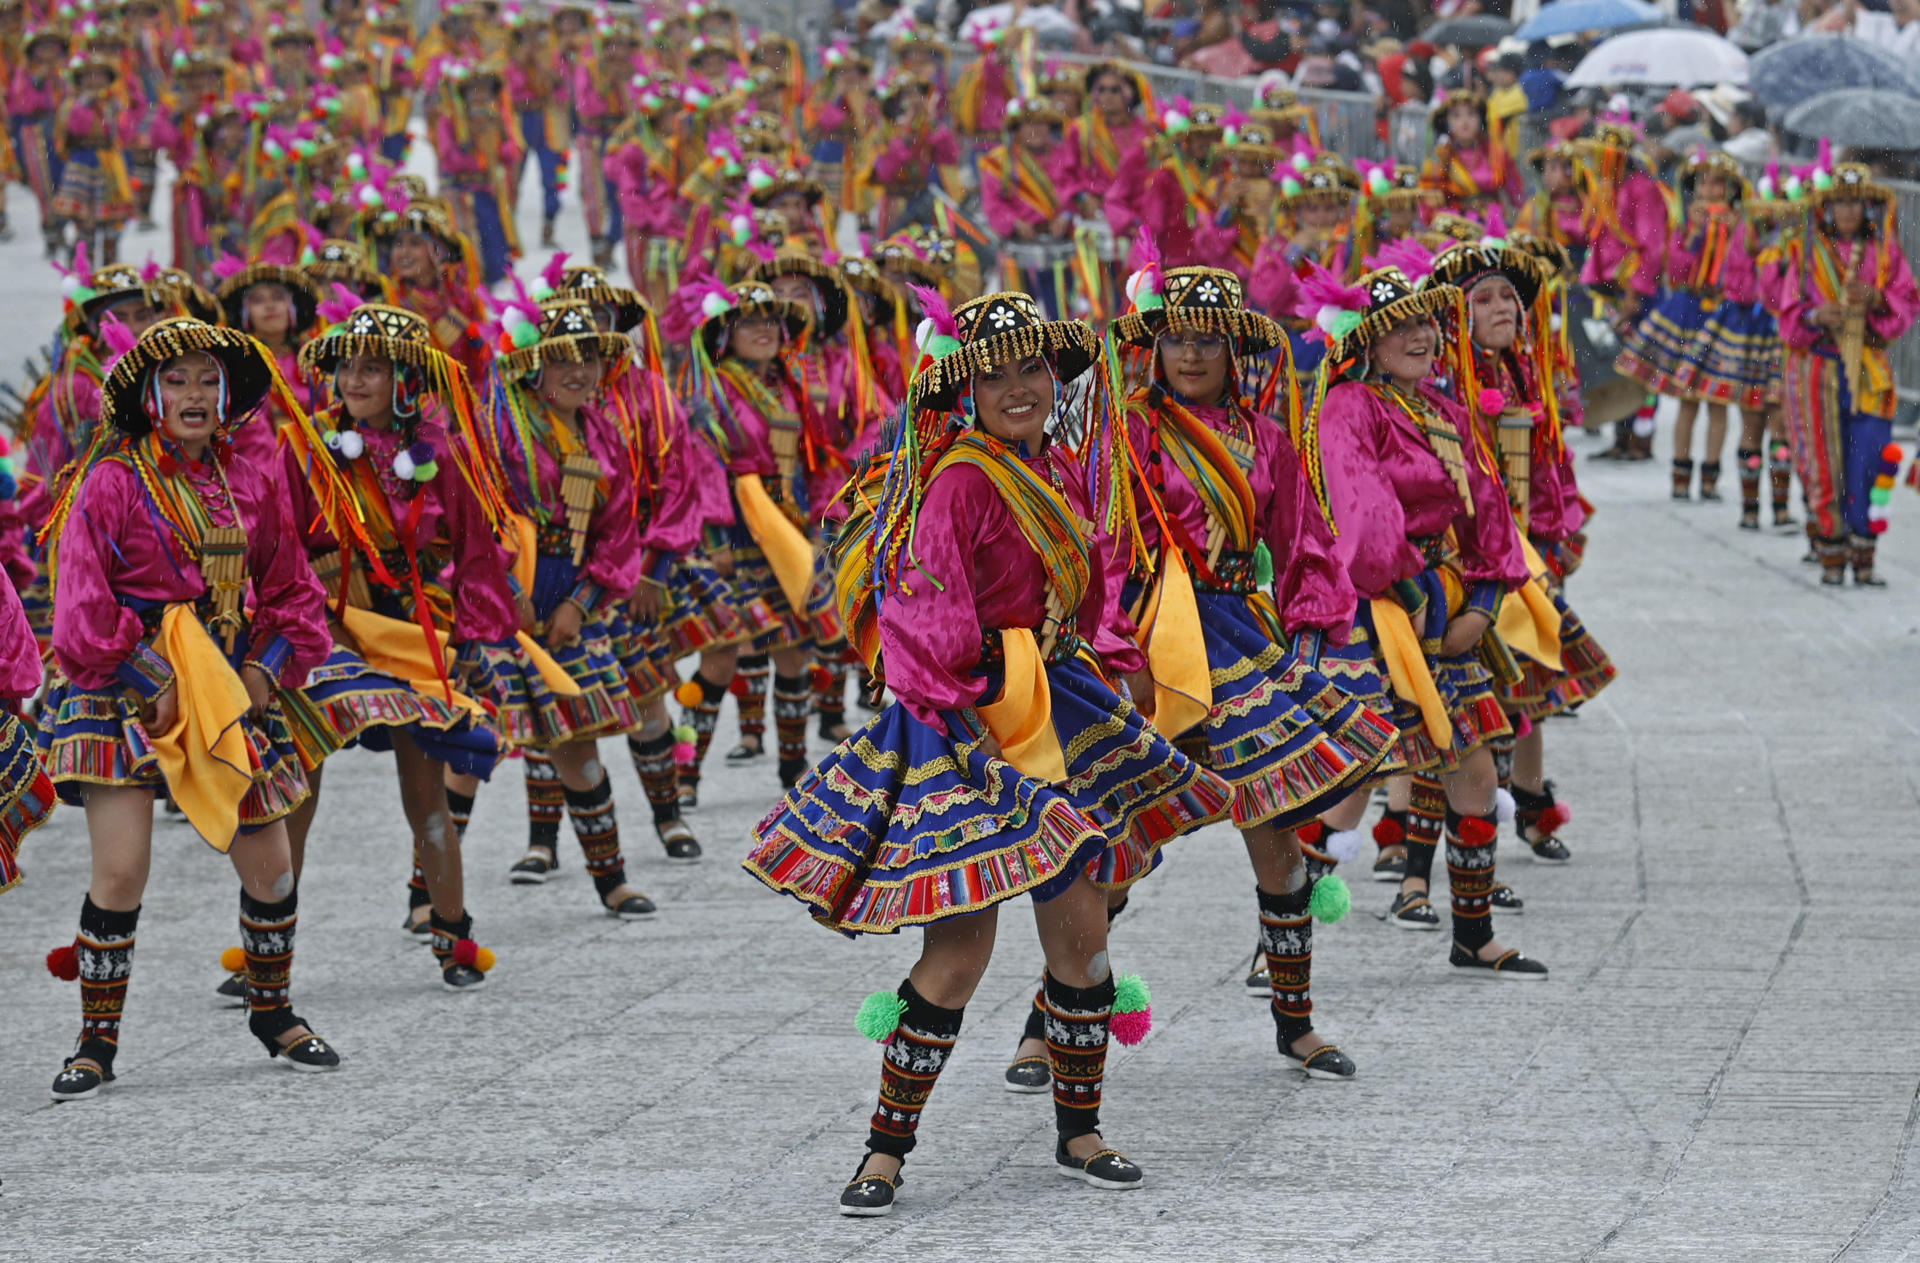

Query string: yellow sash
[1496,536,1565,671]
[338,606,491,721]
[150,605,259,853]
[505,512,538,596]
[1369,597,1452,752]
[976,627,1068,784]
[1132,549,1211,739]
[512,631,586,697]
[735,473,816,613]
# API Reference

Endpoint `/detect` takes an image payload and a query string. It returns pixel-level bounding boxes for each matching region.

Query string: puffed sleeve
[876,463,996,728]
[978,150,1026,238]
[574,408,643,607]
[437,438,519,643]
[1104,142,1149,239]
[1663,222,1701,288]
[1775,250,1822,351]
[1870,239,1920,345]
[1261,421,1355,641]
[236,464,329,688]
[1247,239,1297,318]
[1318,383,1420,600]
[52,462,157,692]
[1,568,40,697]
[631,374,726,568]
[1626,174,1670,297]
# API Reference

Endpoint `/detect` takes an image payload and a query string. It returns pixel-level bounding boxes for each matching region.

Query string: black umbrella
[1784,88,1920,151]
[1749,35,1920,111]
[1423,14,1515,47]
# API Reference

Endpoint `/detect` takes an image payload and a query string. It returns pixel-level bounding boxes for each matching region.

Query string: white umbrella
[1564,27,1750,87]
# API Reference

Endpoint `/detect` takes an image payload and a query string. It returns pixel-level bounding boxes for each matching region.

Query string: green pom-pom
[511,323,540,348]
[926,333,962,360]
[1252,540,1273,587]
[1813,172,1833,191]
[1327,309,1364,341]
[672,723,697,744]
[1870,485,1892,506]
[70,285,97,304]
[1309,873,1351,924]
[855,989,908,1042]
[1280,177,1302,196]
[414,460,439,480]
[1113,972,1151,1014]
[1135,293,1165,312]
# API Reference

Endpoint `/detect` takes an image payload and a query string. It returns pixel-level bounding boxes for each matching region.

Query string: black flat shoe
[725,740,764,763]
[1528,835,1572,863]
[216,970,248,1007]
[1280,1038,1357,1081]
[1387,889,1440,930]
[1449,943,1548,979]
[1490,884,1524,914]
[1056,1142,1144,1190]
[1245,938,1270,996]
[402,908,433,939]
[441,962,487,991]
[1371,850,1406,882]
[838,1163,902,1217]
[1004,1054,1051,1094]
[51,1059,113,1102]
[657,819,702,863]
[508,846,558,885]
[271,1033,343,1071]
[604,891,657,919]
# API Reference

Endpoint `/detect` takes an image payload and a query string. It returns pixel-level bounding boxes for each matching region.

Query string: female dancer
[1,567,56,897]
[745,290,1231,1214]
[1292,265,1547,977]
[1000,264,1400,1085]
[1779,162,1920,586]
[275,301,507,983]
[1615,151,1770,503]
[214,255,324,464]
[1416,90,1521,219]
[454,297,656,917]
[39,316,338,1100]
[371,200,490,382]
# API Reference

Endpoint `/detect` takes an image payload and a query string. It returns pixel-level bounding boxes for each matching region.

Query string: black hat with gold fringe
[748,242,849,339]
[1004,95,1068,133]
[215,262,325,335]
[1218,118,1284,165]
[500,298,634,381]
[1430,87,1489,137]
[1292,264,1460,368]
[745,164,825,208]
[1426,239,1547,311]
[1507,230,1575,280]
[1813,160,1895,211]
[838,254,905,320]
[299,302,460,379]
[305,238,384,293]
[1678,148,1749,205]
[1111,266,1285,354]
[555,261,650,334]
[693,279,811,362]
[365,200,466,255]
[151,267,222,324]
[100,318,277,438]
[912,291,1098,413]
[1278,162,1354,210]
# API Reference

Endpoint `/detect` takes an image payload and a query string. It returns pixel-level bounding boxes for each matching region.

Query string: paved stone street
[4,170,1920,1263]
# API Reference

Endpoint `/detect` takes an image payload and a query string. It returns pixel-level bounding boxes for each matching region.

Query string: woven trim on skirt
[1319,616,1514,775]
[279,646,502,777]
[0,712,56,895]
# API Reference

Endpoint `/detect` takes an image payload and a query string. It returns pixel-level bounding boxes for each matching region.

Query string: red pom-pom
[46,943,80,981]
[1547,802,1573,829]
[1110,1006,1152,1046]
[1456,815,1499,845]
[1883,443,1904,465]
[1295,820,1325,845]
[808,663,834,692]
[1372,815,1405,845]
[1870,518,1891,535]
[727,674,749,698]
[1477,388,1506,416]
[451,938,480,967]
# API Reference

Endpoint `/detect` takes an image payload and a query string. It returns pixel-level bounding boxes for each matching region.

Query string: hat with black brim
[100,318,276,437]
[749,247,850,340]
[696,281,811,363]
[500,298,635,381]
[557,262,651,334]
[1111,266,1285,355]
[298,302,461,380]
[215,263,325,335]
[914,291,1097,413]
[1426,241,1547,311]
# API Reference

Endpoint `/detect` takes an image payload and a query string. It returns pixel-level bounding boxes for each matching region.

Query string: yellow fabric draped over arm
[734,473,816,613]
[506,512,538,596]
[1369,597,1452,753]
[1131,549,1212,739]
[338,606,491,721]
[150,605,260,853]
[1496,536,1565,672]
[976,627,1068,785]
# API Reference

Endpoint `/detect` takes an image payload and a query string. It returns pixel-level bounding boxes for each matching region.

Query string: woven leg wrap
[407,847,430,910]
[1258,885,1314,1045]
[1293,820,1336,880]
[628,731,680,826]
[773,673,812,784]
[239,889,298,1023]
[1488,729,1515,791]
[1770,441,1794,514]
[1047,972,1116,1141]
[680,671,727,787]
[446,788,475,840]
[428,910,474,964]
[75,897,139,1070]
[1738,448,1763,513]
[1405,774,1446,885]
[816,660,849,729]
[522,751,564,852]
[1445,809,1499,952]
[1820,537,1850,583]
[867,979,965,1158]
[736,654,770,742]
[565,775,626,897]
[1022,981,1048,1042]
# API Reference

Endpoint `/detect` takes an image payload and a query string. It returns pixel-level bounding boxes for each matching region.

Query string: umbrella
[1784,88,1920,151]
[1749,36,1920,111]
[1564,28,1749,87]
[1515,0,1662,40]
[1423,15,1515,47]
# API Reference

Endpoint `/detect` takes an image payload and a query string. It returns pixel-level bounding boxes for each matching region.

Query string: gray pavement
[5,174,1920,1263]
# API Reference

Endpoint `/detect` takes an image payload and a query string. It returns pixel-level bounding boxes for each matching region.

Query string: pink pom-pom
[1110,1007,1152,1046]
[1513,713,1533,738]
[1548,802,1573,829]
[672,741,697,765]
[1477,388,1506,416]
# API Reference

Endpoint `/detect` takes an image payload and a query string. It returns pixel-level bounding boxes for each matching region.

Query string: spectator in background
[1486,52,1528,137]
[1704,92,1775,165]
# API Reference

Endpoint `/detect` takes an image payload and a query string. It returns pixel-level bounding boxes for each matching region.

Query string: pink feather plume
[97,312,140,364]
[1290,260,1368,324]
[317,283,360,327]
[540,250,571,293]
[212,252,247,281]
[907,283,955,340]
[1370,237,1433,282]
[1482,203,1508,240]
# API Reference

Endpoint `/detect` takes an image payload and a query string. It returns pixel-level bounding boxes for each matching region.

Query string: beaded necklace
[124,430,241,561]
[1376,380,1475,518]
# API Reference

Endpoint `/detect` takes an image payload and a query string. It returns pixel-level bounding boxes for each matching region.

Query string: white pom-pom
[501,307,530,333]
[61,274,82,298]
[1494,787,1516,824]
[1549,313,1563,334]
[392,450,416,481]
[357,186,382,208]
[1869,503,1890,522]
[701,293,732,319]
[1314,306,1342,335]
[336,429,365,460]
[1123,269,1151,302]
[914,316,936,351]
[1323,828,1363,864]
